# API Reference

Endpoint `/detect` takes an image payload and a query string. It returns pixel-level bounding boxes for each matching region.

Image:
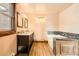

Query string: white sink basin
[17,32,33,35]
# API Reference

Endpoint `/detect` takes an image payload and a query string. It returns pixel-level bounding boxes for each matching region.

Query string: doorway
[34,17,47,41]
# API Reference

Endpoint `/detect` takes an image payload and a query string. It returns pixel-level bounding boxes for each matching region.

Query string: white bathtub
[47,35,67,49]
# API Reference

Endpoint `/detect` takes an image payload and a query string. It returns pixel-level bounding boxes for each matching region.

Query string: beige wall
[15,4,27,32]
[59,4,79,33]
[46,13,59,31]
[0,34,17,56]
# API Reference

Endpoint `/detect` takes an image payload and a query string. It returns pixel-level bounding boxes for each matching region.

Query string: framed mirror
[24,18,28,28]
[17,12,23,28]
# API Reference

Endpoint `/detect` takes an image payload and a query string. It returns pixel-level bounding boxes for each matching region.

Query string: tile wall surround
[48,31,79,39]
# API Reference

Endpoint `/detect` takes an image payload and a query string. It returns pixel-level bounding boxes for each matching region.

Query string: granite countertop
[54,37,79,41]
[48,31,79,39]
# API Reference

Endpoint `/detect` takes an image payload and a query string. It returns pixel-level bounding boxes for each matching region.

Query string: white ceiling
[17,3,73,14]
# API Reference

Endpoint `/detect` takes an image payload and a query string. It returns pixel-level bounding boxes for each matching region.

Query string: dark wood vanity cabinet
[17,32,34,55]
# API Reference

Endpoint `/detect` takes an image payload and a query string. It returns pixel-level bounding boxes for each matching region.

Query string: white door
[34,17,47,41]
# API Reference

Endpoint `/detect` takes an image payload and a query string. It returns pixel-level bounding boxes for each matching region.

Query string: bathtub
[47,35,67,50]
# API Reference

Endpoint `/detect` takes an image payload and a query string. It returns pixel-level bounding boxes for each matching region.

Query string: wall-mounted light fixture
[38,17,45,22]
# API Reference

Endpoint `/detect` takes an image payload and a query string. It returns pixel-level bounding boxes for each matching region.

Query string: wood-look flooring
[17,42,53,56]
[29,42,53,56]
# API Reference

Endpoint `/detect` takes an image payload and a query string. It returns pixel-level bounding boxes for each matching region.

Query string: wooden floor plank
[29,42,53,56]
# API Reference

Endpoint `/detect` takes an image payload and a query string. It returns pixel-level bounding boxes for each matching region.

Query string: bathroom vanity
[17,32,34,55]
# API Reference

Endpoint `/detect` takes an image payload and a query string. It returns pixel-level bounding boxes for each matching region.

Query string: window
[0,3,15,36]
